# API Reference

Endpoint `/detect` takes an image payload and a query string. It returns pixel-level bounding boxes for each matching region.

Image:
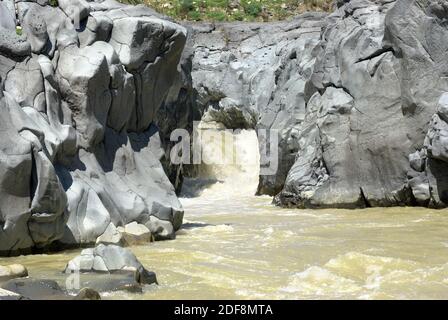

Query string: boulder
[0,264,28,282]
[64,272,143,293]
[64,244,158,285]
[1,278,101,300]
[73,288,101,300]
[96,223,124,246]
[0,288,26,300]
[1,279,68,300]
[118,222,153,246]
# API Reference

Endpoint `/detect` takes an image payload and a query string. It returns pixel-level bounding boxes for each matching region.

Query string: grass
[118,0,333,22]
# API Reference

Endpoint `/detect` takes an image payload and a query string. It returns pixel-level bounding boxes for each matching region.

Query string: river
[1,130,448,299]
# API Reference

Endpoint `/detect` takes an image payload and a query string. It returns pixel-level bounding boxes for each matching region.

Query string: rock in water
[0,264,28,282]
[118,222,153,246]
[1,279,67,300]
[73,288,101,300]
[64,244,158,286]
[1,278,101,300]
[0,0,186,255]
[0,288,26,301]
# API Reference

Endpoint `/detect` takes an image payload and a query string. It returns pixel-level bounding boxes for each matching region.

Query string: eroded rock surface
[175,0,448,209]
[0,0,186,255]
[276,0,448,208]
[64,244,157,286]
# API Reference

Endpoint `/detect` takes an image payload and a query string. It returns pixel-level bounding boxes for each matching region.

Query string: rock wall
[171,14,327,195]
[0,0,186,255]
[277,0,448,208]
[178,0,448,209]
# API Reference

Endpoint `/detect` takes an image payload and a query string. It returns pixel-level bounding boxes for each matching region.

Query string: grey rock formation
[1,279,70,300]
[1,278,101,300]
[0,288,26,300]
[160,15,327,195]
[169,0,448,209]
[276,0,448,208]
[64,244,157,285]
[118,222,153,246]
[96,222,124,246]
[0,1,15,31]
[0,0,186,255]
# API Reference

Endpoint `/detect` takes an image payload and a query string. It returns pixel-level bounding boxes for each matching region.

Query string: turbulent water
[2,130,448,300]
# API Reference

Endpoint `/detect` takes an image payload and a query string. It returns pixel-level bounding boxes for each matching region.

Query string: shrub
[206,11,227,21]
[117,0,334,22]
[187,10,202,21]
[242,1,262,17]
[180,0,195,13]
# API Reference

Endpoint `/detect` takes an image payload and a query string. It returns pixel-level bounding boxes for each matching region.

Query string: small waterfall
[180,121,260,199]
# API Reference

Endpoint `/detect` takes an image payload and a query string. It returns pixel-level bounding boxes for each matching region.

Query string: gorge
[1,0,448,300]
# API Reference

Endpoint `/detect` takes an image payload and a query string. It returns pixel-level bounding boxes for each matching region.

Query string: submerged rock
[73,288,101,300]
[1,278,101,300]
[1,279,66,300]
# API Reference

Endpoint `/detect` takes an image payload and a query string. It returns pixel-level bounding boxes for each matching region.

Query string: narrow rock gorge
[173,0,448,210]
[0,0,448,255]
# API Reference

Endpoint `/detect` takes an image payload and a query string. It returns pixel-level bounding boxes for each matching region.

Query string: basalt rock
[1,278,101,300]
[64,244,158,286]
[0,288,26,300]
[276,0,448,208]
[170,0,448,209]
[0,0,186,255]
[160,14,327,194]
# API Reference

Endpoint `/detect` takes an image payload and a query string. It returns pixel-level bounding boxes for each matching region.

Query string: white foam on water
[180,127,261,201]
[281,266,361,298]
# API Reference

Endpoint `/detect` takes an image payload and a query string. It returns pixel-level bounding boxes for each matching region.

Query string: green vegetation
[118,0,333,22]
